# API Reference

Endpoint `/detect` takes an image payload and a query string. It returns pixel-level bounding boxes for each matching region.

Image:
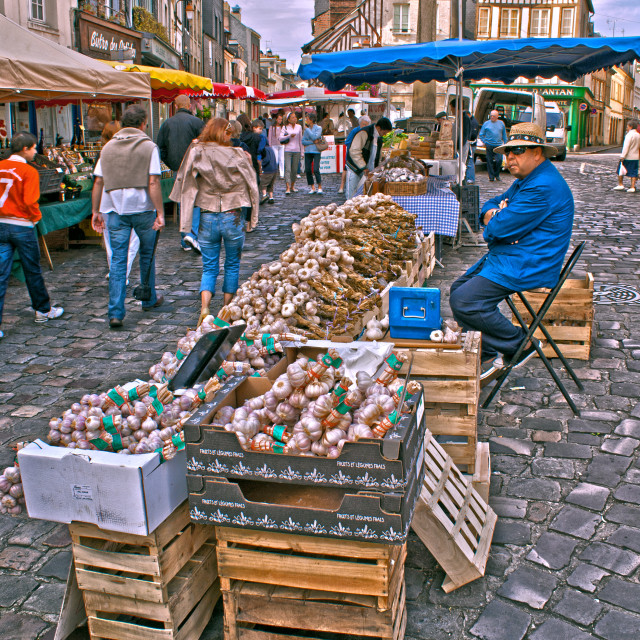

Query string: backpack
[261,145,278,173]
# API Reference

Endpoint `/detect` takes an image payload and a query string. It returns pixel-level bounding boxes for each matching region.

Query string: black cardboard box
[184,375,426,491]
[187,429,425,545]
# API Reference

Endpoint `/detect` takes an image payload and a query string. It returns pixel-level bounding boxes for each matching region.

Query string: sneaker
[260,195,269,205]
[35,306,64,323]
[309,189,317,194]
[338,189,344,194]
[480,356,505,387]
[109,318,123,329]
[627,187,636,193]
[317,187,323,194]
[508,339,542,369]
[495,175,501,181]
[613,185,625,191]
[184,235,201,254]
[268,198,274,204]
[182,243,192,251]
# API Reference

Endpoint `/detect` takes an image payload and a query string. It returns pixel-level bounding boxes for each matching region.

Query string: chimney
[231,4,241,20]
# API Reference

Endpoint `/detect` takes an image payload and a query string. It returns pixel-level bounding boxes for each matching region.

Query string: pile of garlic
[218,194,422,339]
[0,465,24,515]
[213,348,421,458]
[371,166,426,183]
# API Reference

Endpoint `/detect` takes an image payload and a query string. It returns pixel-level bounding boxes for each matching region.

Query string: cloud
[233,0,314,71]
[592,0,640,36]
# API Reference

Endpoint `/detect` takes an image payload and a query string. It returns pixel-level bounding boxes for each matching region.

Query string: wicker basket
[384,180,427,196]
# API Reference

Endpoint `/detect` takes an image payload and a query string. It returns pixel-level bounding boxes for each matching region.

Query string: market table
[358,175,460,237]
[38,176,176,236]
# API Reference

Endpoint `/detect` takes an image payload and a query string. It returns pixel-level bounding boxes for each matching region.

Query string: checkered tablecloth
[356,175,460,237]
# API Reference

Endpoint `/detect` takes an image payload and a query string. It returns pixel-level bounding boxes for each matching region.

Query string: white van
[474,88,546,163]
[517,102,568,160]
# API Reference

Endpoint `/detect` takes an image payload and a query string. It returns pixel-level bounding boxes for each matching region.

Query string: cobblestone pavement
[1,157,639,639]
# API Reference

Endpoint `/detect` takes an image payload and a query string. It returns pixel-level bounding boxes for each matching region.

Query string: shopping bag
[618,160,627,176]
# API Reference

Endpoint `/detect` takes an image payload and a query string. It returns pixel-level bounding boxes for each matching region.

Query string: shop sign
[78,13,141,63]
[142,35,181,70]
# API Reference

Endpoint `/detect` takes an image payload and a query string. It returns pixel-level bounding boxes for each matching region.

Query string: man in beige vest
[91,105,165,328]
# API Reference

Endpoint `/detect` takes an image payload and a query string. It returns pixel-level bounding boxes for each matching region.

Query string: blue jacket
[478,119,508,147]
[302,124,323,153]
[345,126,360,149]
[261,145,278,173]
[469,159,574,291]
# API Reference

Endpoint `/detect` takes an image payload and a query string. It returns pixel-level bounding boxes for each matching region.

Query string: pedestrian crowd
[0,97,395,337]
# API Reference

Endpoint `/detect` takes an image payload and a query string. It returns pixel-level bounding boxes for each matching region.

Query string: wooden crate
[70,502,220,640]
[217,527,406,640]
[512,273,593,360]
[216,527,405,611]
[403,232,436,287]
[471,442,491,504]
[412,431,497,593]
[392,332,481,472]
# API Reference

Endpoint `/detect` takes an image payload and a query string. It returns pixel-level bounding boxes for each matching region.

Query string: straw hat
[494,123,557,158]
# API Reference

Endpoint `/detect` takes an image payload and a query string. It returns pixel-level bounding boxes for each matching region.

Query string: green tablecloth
[37,176,176,235]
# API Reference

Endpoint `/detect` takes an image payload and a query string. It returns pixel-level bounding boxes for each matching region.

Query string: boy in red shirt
[0,132,63,338]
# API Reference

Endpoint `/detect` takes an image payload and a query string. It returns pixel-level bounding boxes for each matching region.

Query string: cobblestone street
[1,155,639,640]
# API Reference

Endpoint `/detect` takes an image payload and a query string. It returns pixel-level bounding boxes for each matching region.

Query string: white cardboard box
[18,440,188,535]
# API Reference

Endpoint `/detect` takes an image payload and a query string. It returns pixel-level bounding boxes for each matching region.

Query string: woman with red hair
[171,118,259,324]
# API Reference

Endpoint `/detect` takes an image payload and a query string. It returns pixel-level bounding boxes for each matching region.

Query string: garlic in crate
[0,465,25,515]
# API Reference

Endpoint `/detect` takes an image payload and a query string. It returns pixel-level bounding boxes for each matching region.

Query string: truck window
[546,112,564,128]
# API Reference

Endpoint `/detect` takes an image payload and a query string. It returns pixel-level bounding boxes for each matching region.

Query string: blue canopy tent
[299,36,640,181]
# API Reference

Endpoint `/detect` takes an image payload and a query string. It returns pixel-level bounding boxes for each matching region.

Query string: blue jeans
[107,211,158,320]
[449,263,525,360]
[199,210,245,295]
[305,153,321,186]
[181,206,201,244]
[0,223,50,325]
[485,145,502,180]
[466,144,476,182]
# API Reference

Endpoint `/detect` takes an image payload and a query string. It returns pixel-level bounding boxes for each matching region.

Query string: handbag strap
[142,230,160,288]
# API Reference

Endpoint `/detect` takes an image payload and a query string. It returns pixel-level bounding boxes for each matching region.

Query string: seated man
[449,123,574,382]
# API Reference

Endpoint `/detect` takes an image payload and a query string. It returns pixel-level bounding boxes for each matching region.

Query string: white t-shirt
[94,147,161,215]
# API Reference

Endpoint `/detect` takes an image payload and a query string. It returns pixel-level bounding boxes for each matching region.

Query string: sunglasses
[506,146,539,156]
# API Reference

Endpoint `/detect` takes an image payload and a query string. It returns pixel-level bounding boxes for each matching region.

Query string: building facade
[202,0,225,83]
[2,0,77,47]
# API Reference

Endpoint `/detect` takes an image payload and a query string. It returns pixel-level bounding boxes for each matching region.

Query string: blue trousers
[485,145,503,180]
[449,265,526,360]
[466,144,476,182]
[199,210,245,295]
[107,211,158,320]
[0,223,51,325]
[181,206,201,244]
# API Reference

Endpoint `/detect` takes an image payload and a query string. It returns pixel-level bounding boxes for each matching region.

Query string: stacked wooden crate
[392,332,481,473]
[216,528,406,640]
[512,273,594,360]
[70,502,219,640]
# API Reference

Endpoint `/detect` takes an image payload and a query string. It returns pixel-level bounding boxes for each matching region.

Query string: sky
[234,0,640,76]
[233,0,314,72]
[591,0,640,37]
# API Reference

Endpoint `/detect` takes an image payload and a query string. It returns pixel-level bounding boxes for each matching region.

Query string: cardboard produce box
[184,361,426,492]
[18,440,188,535]
[187,431,425,544]
[434,140,454,160]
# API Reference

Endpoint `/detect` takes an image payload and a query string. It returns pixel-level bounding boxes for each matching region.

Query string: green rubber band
[215,367,225,380]
[386,354,403,371]
[102,415,114,430]
[128,387,139,401]
[335,402,351,415]
[273,443,285,454]
[90,438,109,451]
[155,446,166,463]
[213,317,230,328]
[111,434,123,451]
[172,434,183,447]
[251,372,261,377]
[107,389,125,407]
[197,389,206,400]
[176,349,186,361]
[149,386,158,398]
[272,425,287,442]
[152,398,164,415]
[388,410,400,424]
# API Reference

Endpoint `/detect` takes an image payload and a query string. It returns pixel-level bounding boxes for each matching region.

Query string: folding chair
[482,241,587,416]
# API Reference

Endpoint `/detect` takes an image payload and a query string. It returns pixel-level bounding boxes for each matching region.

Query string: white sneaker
[627,187,636,193]
[317,188,323,194]
[613,185,625,191]
[0,329,3,339]
[35,306,64,323]
[184,235,201,254]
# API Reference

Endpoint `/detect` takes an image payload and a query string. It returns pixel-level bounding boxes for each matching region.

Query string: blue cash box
[389,287,442,340]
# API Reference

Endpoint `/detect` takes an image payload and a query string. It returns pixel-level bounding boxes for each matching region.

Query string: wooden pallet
[512,273,593,360]
[216,527,405,612]
[392,332,481,472]
[70,502,220,640]
[412,431,496,593]
[403,232,436,286]
[470,442,491,504]
[222,578,406,640]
